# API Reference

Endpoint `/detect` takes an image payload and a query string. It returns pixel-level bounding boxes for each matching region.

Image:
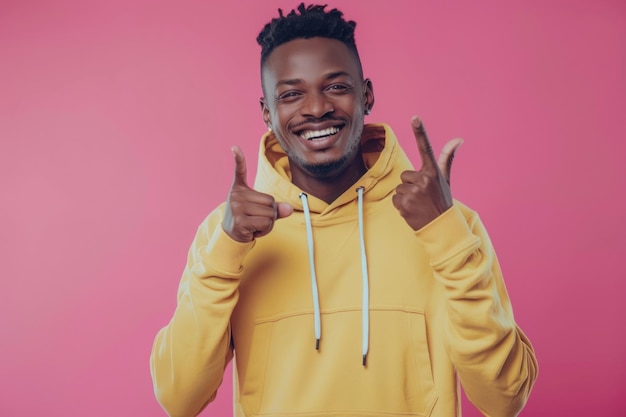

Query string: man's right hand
[222,146,293,242]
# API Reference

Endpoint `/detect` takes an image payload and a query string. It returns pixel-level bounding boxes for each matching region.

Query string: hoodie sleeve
[415,202,538,417]
[150,205,254,417]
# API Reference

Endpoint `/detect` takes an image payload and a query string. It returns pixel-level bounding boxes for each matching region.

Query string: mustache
[291,116,346,129]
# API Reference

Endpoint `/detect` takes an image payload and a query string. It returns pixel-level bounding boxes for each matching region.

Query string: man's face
[261,37,374,179]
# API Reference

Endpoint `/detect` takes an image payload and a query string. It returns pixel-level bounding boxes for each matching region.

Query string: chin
[301,156,349,178]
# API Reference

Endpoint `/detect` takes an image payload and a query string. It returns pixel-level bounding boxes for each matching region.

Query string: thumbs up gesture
[392,116,464,231]
[222,146,293,242]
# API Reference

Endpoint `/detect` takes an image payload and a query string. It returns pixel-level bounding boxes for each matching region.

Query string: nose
[301,91,334,118]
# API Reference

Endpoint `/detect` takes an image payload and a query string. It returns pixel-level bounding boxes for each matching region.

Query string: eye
[276,90,302,102]
[325,84,351,94]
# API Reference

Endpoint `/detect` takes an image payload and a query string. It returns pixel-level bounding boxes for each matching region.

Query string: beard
[299,154,350,178]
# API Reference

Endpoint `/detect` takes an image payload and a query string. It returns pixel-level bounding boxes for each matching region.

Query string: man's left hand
[392,116,464,231]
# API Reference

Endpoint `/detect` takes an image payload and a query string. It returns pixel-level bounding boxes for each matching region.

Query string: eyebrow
[275,71,354,89]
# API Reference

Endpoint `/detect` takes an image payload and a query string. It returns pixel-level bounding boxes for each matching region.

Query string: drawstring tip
[362,354,367,367]
[315,339,320,350]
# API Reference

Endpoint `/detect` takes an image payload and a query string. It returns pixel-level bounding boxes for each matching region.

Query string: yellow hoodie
[150,124,538,417]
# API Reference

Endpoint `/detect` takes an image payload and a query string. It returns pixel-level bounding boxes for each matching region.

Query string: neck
[291,154,367,204]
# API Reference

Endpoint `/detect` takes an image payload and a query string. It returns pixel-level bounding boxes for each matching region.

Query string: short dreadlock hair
[257,3,362,74]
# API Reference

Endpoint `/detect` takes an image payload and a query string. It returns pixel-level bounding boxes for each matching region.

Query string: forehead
[262,37,361,90]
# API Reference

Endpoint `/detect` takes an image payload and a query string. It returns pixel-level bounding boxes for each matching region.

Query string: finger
[399,169,426,186]
[231,216,275,241]
[411,116,437,171]
[229,196,276,217]
[231,146,248,187]
[437,138,463,185]
[248,216,275,236]
[237,190,276,207]
[276,202,293,219]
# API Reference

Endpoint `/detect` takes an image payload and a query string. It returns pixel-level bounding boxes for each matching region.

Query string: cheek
[337,95,362,116]
[273,107,297,130]
[346,104,364,125]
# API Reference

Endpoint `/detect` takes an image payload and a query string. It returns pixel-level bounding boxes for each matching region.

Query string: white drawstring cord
[357,187,370,366]
[299,190,369,365]
[299,193,321,350]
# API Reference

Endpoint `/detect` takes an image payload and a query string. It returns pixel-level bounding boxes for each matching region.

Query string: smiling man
[150,4,538,417]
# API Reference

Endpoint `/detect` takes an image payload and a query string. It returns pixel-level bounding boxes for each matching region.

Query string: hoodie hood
[253,123,415,215]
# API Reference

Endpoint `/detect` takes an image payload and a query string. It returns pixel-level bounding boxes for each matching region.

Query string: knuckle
[261,194,275,206]
[229,200,243,212]
[392,194,401,209]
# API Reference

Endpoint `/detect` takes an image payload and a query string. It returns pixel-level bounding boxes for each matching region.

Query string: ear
[363,78,375,115]
[260,97,271,129]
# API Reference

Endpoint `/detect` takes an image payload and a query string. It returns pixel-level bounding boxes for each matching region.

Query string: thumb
[275,202,293,219]
[231,146,248,187]
[438,138,463,185]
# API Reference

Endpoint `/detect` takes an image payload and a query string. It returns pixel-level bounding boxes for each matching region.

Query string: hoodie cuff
[202,226,256,278]
[414,204,480,268]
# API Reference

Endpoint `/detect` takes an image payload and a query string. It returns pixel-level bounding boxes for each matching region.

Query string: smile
[300,126,342,140]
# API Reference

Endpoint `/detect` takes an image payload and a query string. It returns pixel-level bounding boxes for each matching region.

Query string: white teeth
[300,127,340,140]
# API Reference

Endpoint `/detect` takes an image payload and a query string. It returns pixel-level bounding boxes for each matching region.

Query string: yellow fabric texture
[150,124,538,417]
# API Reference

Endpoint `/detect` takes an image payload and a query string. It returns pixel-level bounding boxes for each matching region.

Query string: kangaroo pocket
[239,307,438,416]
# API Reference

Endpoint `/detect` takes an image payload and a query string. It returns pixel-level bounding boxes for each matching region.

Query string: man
[150,4,538,417]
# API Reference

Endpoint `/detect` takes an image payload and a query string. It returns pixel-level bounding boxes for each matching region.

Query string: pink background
[1,0,625,416]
